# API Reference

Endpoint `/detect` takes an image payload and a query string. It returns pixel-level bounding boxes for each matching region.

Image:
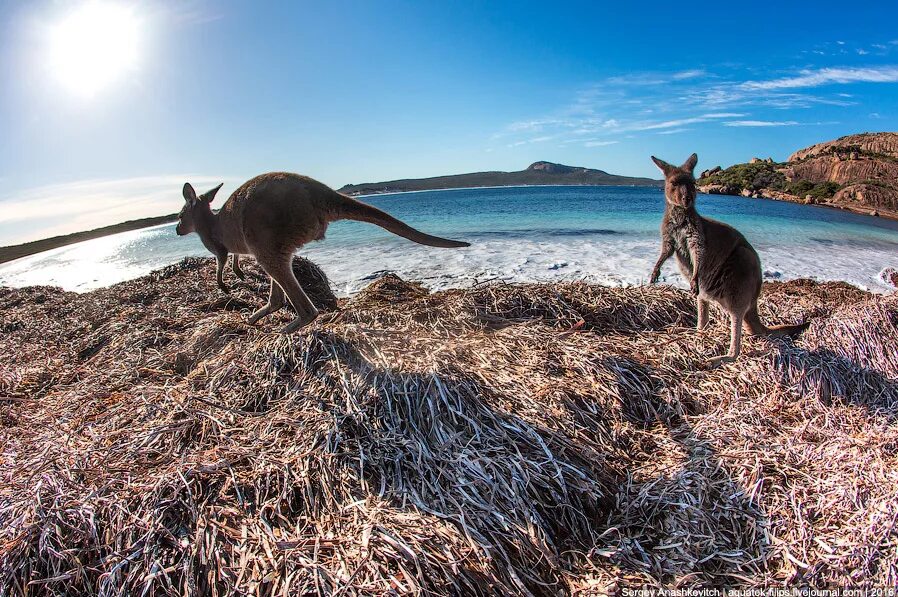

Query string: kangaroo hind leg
[708,309,744,369]
[260,256,319,334]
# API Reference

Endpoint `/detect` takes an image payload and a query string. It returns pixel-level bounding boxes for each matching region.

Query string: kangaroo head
[651,153,698,208]
[176,182,223,236]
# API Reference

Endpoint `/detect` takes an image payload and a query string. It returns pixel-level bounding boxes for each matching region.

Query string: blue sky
[1,0,898,243]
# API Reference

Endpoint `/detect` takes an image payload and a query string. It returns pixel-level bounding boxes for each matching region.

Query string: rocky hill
[698,132,898,219]
[338,161,662,195]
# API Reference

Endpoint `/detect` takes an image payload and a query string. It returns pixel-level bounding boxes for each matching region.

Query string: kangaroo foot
[248,305,276,325]
[280,310,319,334]
[218,282,231,294]
[707,355,736,369]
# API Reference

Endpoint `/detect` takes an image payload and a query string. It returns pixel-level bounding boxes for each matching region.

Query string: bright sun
[46,1,140,98]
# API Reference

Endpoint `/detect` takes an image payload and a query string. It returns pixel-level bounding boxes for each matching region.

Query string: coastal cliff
[2,257,897,592]
[698,132,898,219]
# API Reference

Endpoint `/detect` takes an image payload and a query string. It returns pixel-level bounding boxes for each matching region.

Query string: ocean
[2,185,897,294]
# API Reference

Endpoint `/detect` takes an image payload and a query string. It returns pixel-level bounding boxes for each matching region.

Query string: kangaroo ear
[201,183,224,203]
[183,183,198,204]
[681,153,698,174]
[651,156,675,176]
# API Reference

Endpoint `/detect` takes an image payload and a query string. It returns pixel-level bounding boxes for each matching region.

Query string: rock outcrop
[789,132,898,161]
[698,132,898,219]
[526,161,582,174]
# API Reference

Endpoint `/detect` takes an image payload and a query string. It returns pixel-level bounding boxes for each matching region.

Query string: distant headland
[0,214,178,265]
[337,161,664,195]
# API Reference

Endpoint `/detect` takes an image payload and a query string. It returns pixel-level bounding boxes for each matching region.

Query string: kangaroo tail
[335,195,470,248]
[744,302,810,337]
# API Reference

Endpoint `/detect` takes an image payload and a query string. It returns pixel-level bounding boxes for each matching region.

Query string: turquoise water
[2,185,897,293]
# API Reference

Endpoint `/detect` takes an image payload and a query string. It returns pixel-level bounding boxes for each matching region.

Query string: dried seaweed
[1,258,896,595]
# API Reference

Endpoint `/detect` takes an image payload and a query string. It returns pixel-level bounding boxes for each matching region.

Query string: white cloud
[656,128,690,135]
[506,119,558,132]
[671,69,707,80]
[506,135,556,148]
[583,140,619,147]
[633,118,701,131]
[741,66,898,90]
[630,112,744,131]
[494,62,896,150]
[723,120,799,127]
[604,73,667,86]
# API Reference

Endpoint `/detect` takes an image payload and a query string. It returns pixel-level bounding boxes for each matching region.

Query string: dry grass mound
[1,258,896,594]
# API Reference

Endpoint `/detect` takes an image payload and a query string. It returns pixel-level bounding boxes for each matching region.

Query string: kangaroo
[176,172,469,333]
[648,153,809,367]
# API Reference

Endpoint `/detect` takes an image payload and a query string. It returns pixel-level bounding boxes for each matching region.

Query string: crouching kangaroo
[176,172,469,333]
[648,154,809,367]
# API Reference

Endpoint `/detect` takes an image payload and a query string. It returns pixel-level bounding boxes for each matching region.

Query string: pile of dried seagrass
[1,257,896,595]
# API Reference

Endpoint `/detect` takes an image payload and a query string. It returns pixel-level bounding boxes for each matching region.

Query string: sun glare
[46,1,140,98]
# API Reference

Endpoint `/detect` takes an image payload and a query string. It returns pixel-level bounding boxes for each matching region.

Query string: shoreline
[698,188,898,223]
[0,213,178,265]
[3,254,896,296]
[2,182,895,273]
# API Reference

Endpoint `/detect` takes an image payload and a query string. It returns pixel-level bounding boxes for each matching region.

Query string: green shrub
[698,162,786,192]
[698,161,842,200]
[785,180,840,200]
[785,180,814,196]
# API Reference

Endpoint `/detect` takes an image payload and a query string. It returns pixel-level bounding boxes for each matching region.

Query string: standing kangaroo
[176,172,469,333]
[648,153,809,367]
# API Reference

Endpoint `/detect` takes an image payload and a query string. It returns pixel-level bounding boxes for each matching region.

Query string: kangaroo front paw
[234,269,246,280]
[649,270,660,284]
[689,278,700,296]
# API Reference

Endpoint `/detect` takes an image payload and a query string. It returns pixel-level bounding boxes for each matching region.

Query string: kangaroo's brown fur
[648,154,809,367]
[177,172,469,333]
